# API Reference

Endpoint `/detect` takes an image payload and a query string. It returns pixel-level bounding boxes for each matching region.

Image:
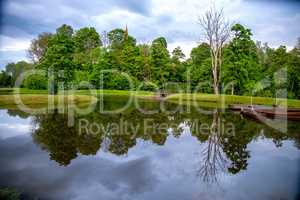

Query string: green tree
[150,37,171,86]
[136,44,151,81]
[190,43,210,66]
[73,27,102,73]
[261,45,290,97]
[169,46,186,82]
[107,28,137,71]
[108,28,136,51]
[5,61,33,86]
[89,48,115,88]
[172,46,185,61]
[188,43,212,92]
[73,27,102,53]
[223,24,261,95]
[287,39,300,98]
[119,31,139,76]
[0,71,12,88]
[27,32,52,63]
[38,24,75,94]
[23,74,48,90]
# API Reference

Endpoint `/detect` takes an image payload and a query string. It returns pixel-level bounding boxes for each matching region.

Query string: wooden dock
[229,104,300,121]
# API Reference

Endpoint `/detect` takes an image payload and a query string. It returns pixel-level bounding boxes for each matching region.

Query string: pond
[0,96,299,200]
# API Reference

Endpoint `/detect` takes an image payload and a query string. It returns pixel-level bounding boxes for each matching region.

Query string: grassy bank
[0,88,153,109]
[0,94,98,109]
[1,88,300,108]
[0,88,48,95]
[74,89,155,97]
[0,88,154,97]
[166,93,300,108]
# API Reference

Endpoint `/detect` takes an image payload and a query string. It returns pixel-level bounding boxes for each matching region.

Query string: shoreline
[1,88,300,108]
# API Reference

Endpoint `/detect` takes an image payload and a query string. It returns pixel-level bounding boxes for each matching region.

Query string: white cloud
[0,35,31,51]
[0,123,31,139]
[168,41,198,58]
[0,0,299,67]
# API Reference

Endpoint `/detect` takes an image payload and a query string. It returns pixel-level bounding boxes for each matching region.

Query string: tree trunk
[212,56,219,95]
[213,81,219,95]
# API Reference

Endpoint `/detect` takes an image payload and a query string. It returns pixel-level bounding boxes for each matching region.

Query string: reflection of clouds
[0,110,31,139]
[0,131,299,200]
[0,135,158,200]
[0,123,31,138]
[0,111,300,200]
[217,139,300,200]
[178,121,191,136]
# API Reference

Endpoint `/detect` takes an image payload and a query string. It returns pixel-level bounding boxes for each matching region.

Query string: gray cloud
[0,135,158,200]
[0,0,300,69]
[0,0,152,37]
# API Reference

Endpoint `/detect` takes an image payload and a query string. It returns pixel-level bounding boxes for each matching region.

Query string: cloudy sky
[0,0,300,69]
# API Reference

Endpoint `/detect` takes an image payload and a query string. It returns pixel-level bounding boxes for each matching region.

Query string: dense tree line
[0,23,299,98]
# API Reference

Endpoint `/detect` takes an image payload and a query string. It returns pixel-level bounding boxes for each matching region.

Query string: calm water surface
[0,98,299,200]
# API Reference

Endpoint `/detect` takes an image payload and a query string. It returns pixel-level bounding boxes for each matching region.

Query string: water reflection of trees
[26,105,300,168]
[30,109,170,166]
[193,110,300,183]
[32,110,102,166]
[193,110,250,183]
[197,111,228,183]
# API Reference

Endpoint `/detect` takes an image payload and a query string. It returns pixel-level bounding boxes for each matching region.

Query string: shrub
[139,81,158,91]
[24,74,48,90]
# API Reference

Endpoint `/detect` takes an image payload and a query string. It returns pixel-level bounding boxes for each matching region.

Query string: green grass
[0,88,49,94]
[0,94,98,109]
[0,88,155,96]
[166,93,300,108]
[73,89,155,97]
[0,88,155,109]
[1,88,300,108]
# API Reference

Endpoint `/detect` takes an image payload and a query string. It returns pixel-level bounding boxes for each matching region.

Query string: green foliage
[150,37,171,86]
[223,23,261,95]
[188,43,212,92]
[190,43,210,66]
[105,72,137,90]
[139,81,158,91]
[120,41,139,75]
[5,61,33,86]
[73,28,102,72]
[24,74,48,90]
[288,46,300,98]
[0,187,21,200]
[38,24,75,93]
[108,28,136,50]
[4,23,296,100]
[73,27,102,52]
[0,71,12,88]
[152,37,168,48]
[135,44,151,81]
[190,57,213,93]
[28,32,52,63]
[89,49,113,87]
[172,46,185,61]
[170,46,186,82]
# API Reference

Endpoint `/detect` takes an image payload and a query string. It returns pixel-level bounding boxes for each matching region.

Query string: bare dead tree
[199,7,231,94]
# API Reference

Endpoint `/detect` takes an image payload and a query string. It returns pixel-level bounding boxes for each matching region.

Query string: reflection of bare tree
[197,111,228,183]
